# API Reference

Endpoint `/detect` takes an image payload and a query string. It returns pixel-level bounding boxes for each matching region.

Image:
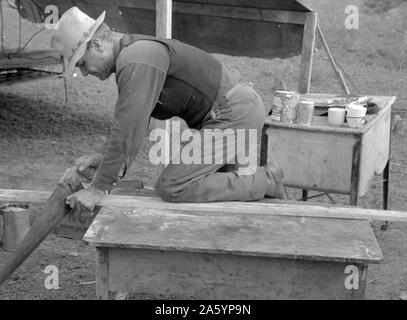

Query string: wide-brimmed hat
[50,7,105,76]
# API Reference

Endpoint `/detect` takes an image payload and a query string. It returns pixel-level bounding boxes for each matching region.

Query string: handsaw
[0,166,95,286]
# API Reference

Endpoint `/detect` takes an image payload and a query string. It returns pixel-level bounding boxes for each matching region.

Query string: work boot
[264,161,289,200]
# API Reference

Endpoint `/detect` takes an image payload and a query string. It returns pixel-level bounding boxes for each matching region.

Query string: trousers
[155,83,270,202]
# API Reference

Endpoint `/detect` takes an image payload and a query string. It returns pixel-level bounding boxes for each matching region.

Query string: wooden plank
[79,0,311,12]
[95,248,110,300]
[83,207,383,263]
[108,180,144,196]
[261,9,306,25]
[1,189,407,222]
[172,4,307,25]
[172,13,303,57]
[54,180,144,239]
[175,0,312,12]
[107,1,307,24]
[298,12,317,94]
[156,0,172,37]
[108,248,365,299]
[267,127,355,194]
[58,0,308,25]
[117,7,304,58]
[155,0,172,174]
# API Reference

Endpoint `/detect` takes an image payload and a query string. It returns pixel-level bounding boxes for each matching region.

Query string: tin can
[298,100,315,125]
[270,103,282,122]
[0,203,30,252]
[274,91,300,123]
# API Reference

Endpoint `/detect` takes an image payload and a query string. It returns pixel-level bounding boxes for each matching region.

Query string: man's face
[76,38,112,80]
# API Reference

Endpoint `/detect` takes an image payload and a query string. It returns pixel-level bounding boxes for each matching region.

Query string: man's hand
[74,153,104,181]
[65,187,105,212]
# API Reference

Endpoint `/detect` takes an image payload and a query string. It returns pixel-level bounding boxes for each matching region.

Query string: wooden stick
[298,12,318,94]
[317,25,351,95]
[155,0,172,176]
[1,189,407,223]
[156,0,172,39]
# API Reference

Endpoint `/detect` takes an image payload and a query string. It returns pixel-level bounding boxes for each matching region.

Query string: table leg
[96,247,110,300]
[350,137,361,206]
[381,159,391,230]
[260,126,268,167]
[381,124,392,230]
[350,189,358,206]
[383,160,390,210]
[302,190,308,201]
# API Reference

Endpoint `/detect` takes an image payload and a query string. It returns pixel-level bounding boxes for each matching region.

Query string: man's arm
[93,49,169,191]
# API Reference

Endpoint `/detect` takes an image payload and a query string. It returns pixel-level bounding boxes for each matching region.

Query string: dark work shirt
[93,38,240,191]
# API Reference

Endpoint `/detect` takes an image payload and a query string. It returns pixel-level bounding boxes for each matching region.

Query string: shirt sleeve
[93,44,169,191]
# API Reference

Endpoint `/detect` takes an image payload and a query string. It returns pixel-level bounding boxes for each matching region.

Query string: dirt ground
[0,1,407,299]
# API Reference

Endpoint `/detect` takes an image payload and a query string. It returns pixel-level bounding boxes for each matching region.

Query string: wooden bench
[83,196,383,300]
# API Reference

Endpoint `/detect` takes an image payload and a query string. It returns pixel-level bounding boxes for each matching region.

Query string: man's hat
[50,7,105,76]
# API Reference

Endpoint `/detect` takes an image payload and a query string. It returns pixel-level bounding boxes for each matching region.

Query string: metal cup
[298,100,315,125]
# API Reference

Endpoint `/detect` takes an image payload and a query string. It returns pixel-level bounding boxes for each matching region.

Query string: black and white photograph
[0,0,406,305]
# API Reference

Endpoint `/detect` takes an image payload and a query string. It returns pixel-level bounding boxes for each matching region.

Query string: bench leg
[350,189,358,206]
[302,190,308,201]
[96,248,110,300]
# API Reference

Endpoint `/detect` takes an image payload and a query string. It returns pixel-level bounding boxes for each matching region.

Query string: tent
[11,0,318,93]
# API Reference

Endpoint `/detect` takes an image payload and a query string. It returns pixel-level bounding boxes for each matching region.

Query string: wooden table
[84,201,382,300]
[262,94,396,207]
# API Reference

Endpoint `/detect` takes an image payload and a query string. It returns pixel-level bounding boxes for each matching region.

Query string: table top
[84,205,383,264]
[265,94,396,134]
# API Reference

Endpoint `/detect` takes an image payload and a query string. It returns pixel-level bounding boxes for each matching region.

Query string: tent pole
[317,25,351,95]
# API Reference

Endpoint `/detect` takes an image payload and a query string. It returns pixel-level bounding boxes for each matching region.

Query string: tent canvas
[13,0,316,92]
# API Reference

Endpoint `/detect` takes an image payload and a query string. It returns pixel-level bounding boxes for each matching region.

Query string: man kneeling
[50,7,288,211]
